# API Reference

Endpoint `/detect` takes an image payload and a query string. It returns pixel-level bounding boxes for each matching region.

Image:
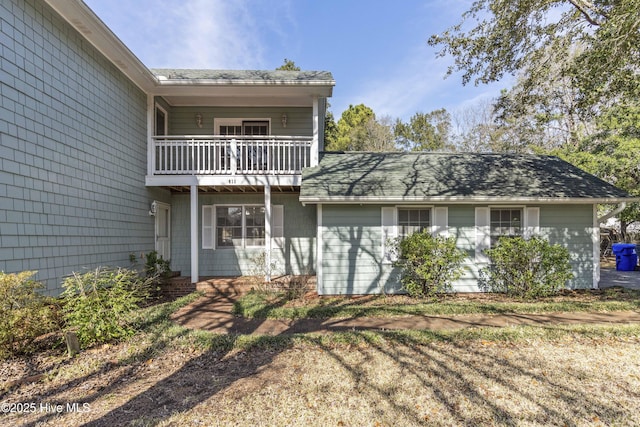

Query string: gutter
[597,202,627,224]
[299,196,640,205]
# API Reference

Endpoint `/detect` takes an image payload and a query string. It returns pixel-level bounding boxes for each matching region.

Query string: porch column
[190,185,199,284]
[311,96,319,167]
[264,182,272,282]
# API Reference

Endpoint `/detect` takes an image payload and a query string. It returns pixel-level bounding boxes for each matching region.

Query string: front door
[155,202,171,261]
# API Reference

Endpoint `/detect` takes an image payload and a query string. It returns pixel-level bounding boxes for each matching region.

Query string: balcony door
[216,120,269,136]
[215,120,270,171]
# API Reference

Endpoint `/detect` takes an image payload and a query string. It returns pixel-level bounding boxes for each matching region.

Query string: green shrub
[0,271,60,358]
[479,236,574,299]
[144,250,171,280]
[393,231,467,298]
[62,267,154,349]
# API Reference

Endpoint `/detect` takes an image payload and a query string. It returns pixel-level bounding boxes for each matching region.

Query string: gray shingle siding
[0,0,165,294]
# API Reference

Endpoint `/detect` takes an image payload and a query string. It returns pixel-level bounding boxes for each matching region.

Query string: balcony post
[230,138,237,175]
[190,185,199,284]
[264,182,272,282]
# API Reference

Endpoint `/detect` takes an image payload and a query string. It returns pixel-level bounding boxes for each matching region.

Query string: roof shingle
[299,152,635,203]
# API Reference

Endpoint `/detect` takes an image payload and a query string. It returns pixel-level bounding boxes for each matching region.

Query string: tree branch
[567,0,606,26]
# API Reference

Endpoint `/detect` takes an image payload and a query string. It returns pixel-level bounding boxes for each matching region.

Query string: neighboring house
[0,0,637,296]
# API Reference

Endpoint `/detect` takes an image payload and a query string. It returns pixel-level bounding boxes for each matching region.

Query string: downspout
[597,202,627,224]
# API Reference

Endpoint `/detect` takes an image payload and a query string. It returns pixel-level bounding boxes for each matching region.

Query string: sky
[83,0,512,122]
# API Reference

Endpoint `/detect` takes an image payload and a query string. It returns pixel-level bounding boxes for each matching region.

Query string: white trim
[475,207,491,264]
[205,204,282,250]
[154,103,168,136]
[154,201,171,260]
[264,184,272,282]
[523,207,540,239]
[190,186,199,283]
[311,97,319,166]
[212,204,265,249]
[202,205,214,249]
[298,196,640,204]
[433,206,449,237]
[381,207,398,264]
[316,204,323,294]
[147,95,154,176]
[593,204,601,289]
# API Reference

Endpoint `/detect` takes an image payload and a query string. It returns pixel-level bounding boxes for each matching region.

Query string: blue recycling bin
[612,243,638,271]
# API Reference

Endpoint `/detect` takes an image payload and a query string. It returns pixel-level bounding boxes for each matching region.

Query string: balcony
[147,135,315,189]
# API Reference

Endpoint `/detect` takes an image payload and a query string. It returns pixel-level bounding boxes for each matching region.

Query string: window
[203,204,283,249]
[244,206,266,246]
[382,206,447,264]
[216,206,244,248]
[216,206,265,248]
[217,120,269,136]
[398,208,431,238]
[490,208,522,246]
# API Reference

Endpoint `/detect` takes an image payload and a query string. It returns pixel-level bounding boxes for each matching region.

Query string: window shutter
[524,207,540,239]
[272,205,284,248]
[202,205,214,249]
[381,207,397,264]
[433,207,449,237]
[475,207,490,263]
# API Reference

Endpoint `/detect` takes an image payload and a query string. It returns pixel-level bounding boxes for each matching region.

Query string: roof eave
[44,0,159,92]
[298,196,640,205]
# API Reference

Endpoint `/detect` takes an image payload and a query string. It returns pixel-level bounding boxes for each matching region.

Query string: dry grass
[2,325,640,426]
[2,291,640,426]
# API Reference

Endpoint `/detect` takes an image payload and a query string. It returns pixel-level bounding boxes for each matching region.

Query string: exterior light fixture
[195,113,203,128]
[281,113,288,128]
[149,200,158,216]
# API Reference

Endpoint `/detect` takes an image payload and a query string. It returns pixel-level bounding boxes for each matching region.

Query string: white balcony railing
[151,135,313,176]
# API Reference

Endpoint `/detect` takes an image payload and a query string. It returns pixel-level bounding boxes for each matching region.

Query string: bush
[479,236,574,299]
[144,250,172,280]
[0,271,60,358]
[62,267,154,349]
[393,231,467,298]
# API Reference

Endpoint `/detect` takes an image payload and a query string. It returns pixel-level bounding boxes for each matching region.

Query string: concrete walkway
[600,267,640,290]
[170,293,640,336]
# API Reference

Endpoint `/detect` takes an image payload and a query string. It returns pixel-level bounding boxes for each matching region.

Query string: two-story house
[1,0,637,296]
[1,0,332,294]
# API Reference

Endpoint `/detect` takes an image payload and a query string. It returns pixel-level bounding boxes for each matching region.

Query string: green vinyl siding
[171,192,316,277]
[318,204,596,295]
[539,204,594,289]
[320,205,400,295]
[0,0,168,294]
[165,107,313,136]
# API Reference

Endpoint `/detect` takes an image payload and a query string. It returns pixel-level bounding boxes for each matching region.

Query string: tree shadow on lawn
[11,304,634,426]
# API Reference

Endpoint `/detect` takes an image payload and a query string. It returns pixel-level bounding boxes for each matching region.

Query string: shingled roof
[151,69,334,84]
[299,152,636,204]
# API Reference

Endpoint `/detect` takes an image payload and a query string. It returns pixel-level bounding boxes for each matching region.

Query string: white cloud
[86,0,293,69]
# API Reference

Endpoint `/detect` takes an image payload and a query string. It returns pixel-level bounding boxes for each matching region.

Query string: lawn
[234,287,640,319]
[2,291,640,426]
